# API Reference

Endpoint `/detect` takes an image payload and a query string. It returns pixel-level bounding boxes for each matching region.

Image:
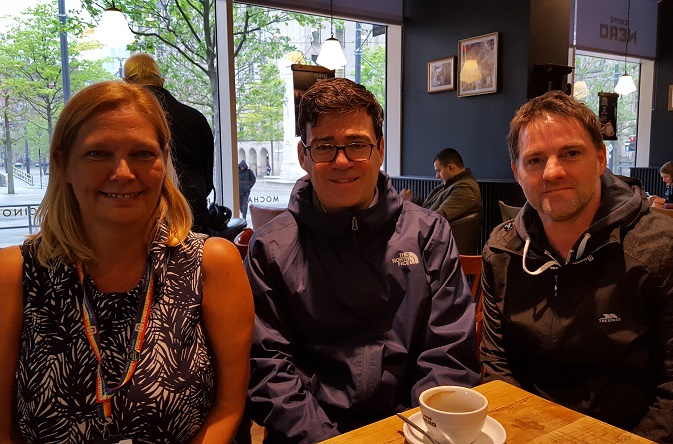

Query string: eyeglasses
[300,139,379,163]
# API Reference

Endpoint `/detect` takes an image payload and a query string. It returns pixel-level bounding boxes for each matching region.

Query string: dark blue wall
[650,0,673,168]
[402,0,532,180]
[401,0,670,178]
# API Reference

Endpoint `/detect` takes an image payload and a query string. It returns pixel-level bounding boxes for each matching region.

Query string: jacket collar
[443,168,473,188]
[496,171,646,263]
[288,172,403,236]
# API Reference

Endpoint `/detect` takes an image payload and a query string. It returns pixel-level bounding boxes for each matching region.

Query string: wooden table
[321,380,654,443]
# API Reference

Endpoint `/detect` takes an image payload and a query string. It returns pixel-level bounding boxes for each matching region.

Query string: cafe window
[227,2,394,225]
[573,52,640,176]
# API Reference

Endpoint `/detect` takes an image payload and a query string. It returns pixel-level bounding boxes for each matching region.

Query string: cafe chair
[498,200,522,223]
[651,205,673,218]
[249,204,286,229]
[449,210,483,255]
[234,227,254,259]
[459,254,484,355]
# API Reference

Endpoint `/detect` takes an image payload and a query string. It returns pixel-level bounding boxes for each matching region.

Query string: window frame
[214,0,402,212]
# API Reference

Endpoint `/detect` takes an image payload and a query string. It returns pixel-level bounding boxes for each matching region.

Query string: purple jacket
[245,172,480,443]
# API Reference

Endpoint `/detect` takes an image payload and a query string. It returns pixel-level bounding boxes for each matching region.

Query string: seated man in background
[124,53,215,233]
[480,90,673,442]
[400,148,481,222]
[245,78,480,443]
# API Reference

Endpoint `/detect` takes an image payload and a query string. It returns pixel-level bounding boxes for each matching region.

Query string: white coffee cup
[419,386,488,444]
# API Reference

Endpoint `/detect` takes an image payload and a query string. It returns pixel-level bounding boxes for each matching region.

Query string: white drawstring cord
[522,237,560,276]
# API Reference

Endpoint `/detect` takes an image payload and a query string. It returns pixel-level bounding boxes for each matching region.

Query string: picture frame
[458,32,498,97]
[427,57,456,93]
[669,85,673,111]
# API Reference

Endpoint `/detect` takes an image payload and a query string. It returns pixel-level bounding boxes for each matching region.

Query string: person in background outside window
[123,52,215,234]
[244,77,480,443]
[481,90,673,443]
[400,148,482,222]
[0,81,253,443]
[238,160,256,219]
[651,160,673,209]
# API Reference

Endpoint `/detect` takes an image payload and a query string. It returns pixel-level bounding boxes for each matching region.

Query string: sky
[2,0,82,15]
[0,0,89,27]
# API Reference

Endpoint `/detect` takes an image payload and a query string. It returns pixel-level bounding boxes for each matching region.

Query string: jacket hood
[515,171,645,241]
[492,171,647,272]
[238,160,248,169]
[288,172,403,236]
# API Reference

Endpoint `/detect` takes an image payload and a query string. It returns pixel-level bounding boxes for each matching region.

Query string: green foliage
[237,63,284,141]
[358,45,386,110]
[82,0,217,118]
[0,2,111,166]
[80,1,324,143]
[232,4,322,141]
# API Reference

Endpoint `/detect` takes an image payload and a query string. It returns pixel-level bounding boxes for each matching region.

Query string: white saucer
[402,411,506,444]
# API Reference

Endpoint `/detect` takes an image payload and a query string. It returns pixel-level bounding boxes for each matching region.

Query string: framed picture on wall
[427,57,455,93]
[458,32,498,97]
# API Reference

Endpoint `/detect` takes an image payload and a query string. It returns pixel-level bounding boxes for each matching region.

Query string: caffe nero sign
[575,0,657,59]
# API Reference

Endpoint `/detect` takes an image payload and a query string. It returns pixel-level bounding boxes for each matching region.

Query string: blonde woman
[0,81,253,443]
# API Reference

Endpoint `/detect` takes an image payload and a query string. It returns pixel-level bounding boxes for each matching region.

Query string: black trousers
[240,192,251,218]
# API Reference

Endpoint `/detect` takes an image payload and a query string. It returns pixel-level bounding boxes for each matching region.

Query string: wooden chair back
[450,209,484,255]
[234,227,254,259]
[498,200,522,223]
[460,254,484,354]
[249,204,286,229]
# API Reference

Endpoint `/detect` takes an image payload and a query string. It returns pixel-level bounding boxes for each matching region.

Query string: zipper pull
[351,215,359,231]
[554,273,559,298]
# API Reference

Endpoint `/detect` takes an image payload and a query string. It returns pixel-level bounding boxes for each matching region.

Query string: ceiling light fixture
[614,0,637,96]
[95,1,135,48]
[573,80,590,99]
[316,0,346,71]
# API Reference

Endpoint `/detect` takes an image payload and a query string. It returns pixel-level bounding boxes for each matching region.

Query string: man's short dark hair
[507,90,604,163]
[434,148,464,168]
[297,78,384,143]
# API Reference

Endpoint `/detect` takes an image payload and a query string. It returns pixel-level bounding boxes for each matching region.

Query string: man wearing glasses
[244,78,480,443]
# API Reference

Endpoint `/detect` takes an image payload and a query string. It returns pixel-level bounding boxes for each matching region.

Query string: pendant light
[614,0,637,96]
[573,80,589,100]
[95,1,135,48]
[316,0,347,71]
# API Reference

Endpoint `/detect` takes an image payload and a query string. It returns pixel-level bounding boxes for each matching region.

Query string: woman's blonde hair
[31,81,192,267]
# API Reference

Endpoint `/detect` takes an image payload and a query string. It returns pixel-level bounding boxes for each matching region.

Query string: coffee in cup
[419,386,488,444]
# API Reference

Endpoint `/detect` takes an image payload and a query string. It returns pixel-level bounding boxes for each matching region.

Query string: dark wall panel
[390,176,525,253]
[649,0,673,168]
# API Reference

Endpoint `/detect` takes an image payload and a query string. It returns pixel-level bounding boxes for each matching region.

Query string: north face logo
[392,252,419,266]
[599,313,621,323]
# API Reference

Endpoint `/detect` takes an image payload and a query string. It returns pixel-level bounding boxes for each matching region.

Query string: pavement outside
[0,175,50,248]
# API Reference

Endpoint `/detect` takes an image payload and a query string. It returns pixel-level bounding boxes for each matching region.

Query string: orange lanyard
[77,260,154,426]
